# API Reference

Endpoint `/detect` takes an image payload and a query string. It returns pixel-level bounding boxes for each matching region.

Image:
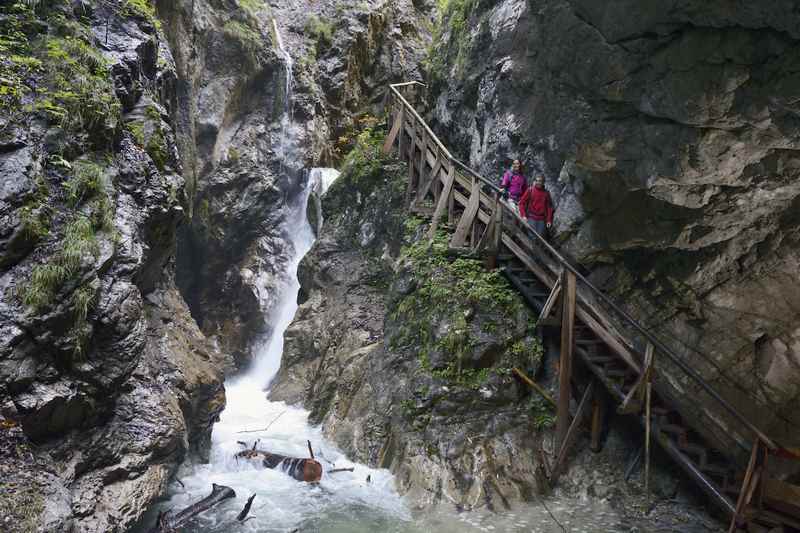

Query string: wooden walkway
[384,81,800,532]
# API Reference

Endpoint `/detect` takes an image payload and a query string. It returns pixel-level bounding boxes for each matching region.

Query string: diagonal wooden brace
[450,178,481,248]
[618,342,655,415]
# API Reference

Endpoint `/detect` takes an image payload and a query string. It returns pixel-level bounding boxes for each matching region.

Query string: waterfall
[137,23,408,533]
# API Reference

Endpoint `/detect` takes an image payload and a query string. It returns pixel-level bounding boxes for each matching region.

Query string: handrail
[388,82,779,452]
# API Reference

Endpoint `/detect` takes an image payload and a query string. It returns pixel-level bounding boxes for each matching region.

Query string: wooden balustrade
[383,81,798,530]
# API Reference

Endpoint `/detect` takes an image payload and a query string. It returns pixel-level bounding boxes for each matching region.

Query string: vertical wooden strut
[556,269,577,450]
[382,105,404,154]
[450,177,480,248]
[486,192,503,269]
[590,388,606,453]
[728,439,763,533]
[427,163,455,241]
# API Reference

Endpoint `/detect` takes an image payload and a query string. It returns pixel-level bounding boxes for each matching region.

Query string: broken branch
[236,494,256,522]
[148,484,236,533]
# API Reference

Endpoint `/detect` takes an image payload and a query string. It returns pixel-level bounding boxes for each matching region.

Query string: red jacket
[519,186,554,223]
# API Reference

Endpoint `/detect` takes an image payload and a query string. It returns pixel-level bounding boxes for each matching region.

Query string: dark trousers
[528,219,548,240]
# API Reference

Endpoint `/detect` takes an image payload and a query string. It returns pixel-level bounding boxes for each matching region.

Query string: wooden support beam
[551,380,595,484]
[382,107,404,154]
[556,269,577,451]
[417,156,442,204]
[512,367,556,408]
[590,388,607,452]
[538,276,562,324]
[427,164,455,240]
[487,193,503,269]
[404,127,417,207]
[450,178,481,248]
[618,342,654,414]
[728,439,762,533]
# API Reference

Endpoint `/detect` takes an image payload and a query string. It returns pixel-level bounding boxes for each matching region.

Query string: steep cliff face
[0,2,227,531]
[428,0,800,451]
[172,0,434,367]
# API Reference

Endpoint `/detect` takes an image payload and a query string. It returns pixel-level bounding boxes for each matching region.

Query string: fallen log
[148,484,236,533]
[236,449,323,483]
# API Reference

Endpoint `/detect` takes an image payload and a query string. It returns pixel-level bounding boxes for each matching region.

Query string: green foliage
[391,229,537,390]
[66,160,103,207]
[123,0,161,30]
[127,121,145,146]
[529,396,556,430]
[426,0,479,87]
[305,15,334,53]
[39,35,121,142]
[237,0,264,16]
[223,20,263,66]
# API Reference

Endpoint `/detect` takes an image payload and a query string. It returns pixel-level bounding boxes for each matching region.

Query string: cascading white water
[148,178,412,532]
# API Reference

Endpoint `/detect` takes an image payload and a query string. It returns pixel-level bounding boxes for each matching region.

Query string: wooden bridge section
[383,81,800,532]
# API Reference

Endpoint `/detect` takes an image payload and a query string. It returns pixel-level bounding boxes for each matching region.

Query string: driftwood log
[236,449,323,483]
[148,484,236,533]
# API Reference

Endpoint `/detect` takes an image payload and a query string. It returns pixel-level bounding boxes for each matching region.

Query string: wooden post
[728,439,761,533]
[427,162,455,241]
[590,388,606,453]
[405,125,417,207]
[556,269,577,450]
[382,105,404,154]
[486,192,503,269]
[447,183,456,225]
[645,379,652,499]
[450,177,481,248]
[551,381,595,484]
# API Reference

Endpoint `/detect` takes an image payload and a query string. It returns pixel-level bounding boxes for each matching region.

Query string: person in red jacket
[519,175,554,239]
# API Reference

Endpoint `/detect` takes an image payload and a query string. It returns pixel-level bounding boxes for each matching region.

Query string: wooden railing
[384,81,797,529]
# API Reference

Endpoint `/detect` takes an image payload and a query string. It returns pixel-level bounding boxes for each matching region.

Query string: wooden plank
[512,367,556,408]
[729,440,761,533]
[590,388,606,452]
[382,106,404,154]
[538,277,562,323]
[417,156,443,204]
[427,164,456,240]
[551,381,595,484]
[500,235,639,374]
[618,342,654,414]
[450,178,481,248]
[556,270,577,450]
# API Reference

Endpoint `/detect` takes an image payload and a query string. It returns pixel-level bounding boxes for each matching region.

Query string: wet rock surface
[0,3,226,530]
[171,0,434,368]
[272,131,723,530]
[427,0,800,453]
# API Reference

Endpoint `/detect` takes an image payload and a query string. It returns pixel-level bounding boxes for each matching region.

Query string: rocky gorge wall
[428,0,800,455]
[0,0,436,530]
[0,2,228,531]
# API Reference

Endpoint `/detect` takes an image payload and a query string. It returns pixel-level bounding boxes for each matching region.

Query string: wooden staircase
[384,81,800,532]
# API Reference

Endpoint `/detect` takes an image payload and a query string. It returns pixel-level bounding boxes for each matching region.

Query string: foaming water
[141,176,411,532]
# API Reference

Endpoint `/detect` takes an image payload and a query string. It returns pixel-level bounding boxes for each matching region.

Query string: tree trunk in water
[236,449,323,482]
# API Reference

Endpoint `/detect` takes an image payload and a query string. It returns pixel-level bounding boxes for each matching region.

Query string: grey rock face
[429,0,800,452]
[170,0,434,368]
[0,4,227,531]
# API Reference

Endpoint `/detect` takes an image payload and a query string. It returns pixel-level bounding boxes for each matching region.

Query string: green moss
[390,229,540,390]
[305,15,334,53]
[223,20,263,66]
[123,0,161,30]
[39,35,121,144]
[426,0,480,88]
[127,121,145,146]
